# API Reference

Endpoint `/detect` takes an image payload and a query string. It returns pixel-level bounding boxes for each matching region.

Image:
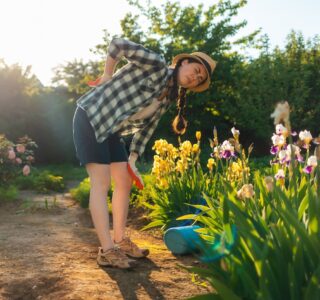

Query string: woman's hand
[87,73,112,87]
[99,73,112,84]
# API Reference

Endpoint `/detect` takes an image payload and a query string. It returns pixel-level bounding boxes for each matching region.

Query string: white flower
[288,144,300,155]
[221,140,234,152]
[299,130,313,144]
[276,124,288,136]
[307,155,318,167]
[278,150,287,162]
[271,134,285,147]
[275,169,285,180]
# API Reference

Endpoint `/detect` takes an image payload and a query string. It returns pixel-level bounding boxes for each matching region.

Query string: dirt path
[0,185,211,300]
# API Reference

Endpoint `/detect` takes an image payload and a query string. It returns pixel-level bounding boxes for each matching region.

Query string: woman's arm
[103,54,117,78]
[93,37,164,86]
[88,54,118,86]
[107,37,165,70]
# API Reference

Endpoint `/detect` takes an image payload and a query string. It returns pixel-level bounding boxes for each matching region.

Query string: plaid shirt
[77,37,173,157]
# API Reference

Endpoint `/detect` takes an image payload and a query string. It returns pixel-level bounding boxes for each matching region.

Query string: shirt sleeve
[108,37,165,70]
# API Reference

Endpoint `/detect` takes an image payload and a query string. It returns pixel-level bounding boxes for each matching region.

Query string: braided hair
[168,57,201,135]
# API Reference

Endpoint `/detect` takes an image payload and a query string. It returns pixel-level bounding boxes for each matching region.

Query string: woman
[73,37,216,269]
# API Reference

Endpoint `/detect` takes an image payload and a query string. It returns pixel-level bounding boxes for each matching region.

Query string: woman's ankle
[101,243,114,252]
[113,232,125,244]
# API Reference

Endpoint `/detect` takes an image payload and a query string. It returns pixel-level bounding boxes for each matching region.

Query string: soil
[0,182,212,300]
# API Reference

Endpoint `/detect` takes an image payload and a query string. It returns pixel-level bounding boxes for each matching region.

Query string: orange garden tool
[127,163,144,190]
[87,76,102,87]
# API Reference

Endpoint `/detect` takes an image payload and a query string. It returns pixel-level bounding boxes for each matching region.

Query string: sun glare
[0,0,129,85]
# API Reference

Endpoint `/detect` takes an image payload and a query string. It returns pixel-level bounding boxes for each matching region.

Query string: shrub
[70,177,91,208]
[0,185,19,201]
[69,173,147,210]
[33,171,65,193]
[0,134,37,186]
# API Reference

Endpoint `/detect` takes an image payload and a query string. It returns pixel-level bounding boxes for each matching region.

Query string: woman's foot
[97,246,135,269]
[115,237,150,258]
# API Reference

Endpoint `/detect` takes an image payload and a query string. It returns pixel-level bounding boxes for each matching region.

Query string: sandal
[97,246,135,269]
[115,237,149,258]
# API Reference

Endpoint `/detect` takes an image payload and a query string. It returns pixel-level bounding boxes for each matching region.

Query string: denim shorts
[72,106,128,166]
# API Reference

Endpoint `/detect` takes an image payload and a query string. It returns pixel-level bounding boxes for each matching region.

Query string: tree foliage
[1,1,319,164]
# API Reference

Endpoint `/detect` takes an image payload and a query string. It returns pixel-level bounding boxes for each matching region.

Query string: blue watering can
[164,224,237,262]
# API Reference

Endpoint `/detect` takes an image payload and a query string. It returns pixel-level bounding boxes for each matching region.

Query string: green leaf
[298,194,309,220]
[222,196,229,224]
[288,263,299,300]
[208,277,242,300]
[304,265,320,300]
[176,214,198,220]
[308,187,319,234]
[259,259,282,300]
[278,207,320,266]
[237,268,258,299]
[141,219,164,231]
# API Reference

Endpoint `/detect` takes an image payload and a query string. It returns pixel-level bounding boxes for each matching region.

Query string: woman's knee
[86,163,111,192]
[110,162,132,192]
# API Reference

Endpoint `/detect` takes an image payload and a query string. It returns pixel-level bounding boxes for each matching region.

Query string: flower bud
[264,176,274,192]
[196,131,201,141]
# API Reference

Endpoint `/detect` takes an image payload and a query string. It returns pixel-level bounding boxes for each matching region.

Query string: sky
[0,0,319,86]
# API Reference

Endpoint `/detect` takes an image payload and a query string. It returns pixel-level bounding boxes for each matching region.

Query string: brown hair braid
[168,57,199,135]
[172,88,187,135]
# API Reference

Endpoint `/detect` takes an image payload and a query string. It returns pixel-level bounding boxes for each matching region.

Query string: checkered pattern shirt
[77,37,173,157]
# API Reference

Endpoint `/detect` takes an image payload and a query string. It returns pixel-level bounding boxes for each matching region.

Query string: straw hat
[171,52,217,92]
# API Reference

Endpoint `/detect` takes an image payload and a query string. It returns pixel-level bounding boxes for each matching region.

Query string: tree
[0,60,42,139]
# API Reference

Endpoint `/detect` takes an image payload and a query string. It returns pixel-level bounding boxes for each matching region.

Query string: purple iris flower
[270,146,278,155]
[222,150,232,159]
[303,165,313,174]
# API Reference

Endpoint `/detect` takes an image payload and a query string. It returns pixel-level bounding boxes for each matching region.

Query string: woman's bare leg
[85,163,114,251]
[110,162,132,243]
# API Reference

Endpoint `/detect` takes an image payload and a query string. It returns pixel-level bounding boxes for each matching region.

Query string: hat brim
[171,53,211,92]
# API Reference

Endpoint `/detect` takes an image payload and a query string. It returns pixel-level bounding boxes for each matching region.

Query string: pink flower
[8,149,16,160]
[16,158,22,164]
[16,144,26,153]
[27,155,34,162]
[22,165,30,176]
